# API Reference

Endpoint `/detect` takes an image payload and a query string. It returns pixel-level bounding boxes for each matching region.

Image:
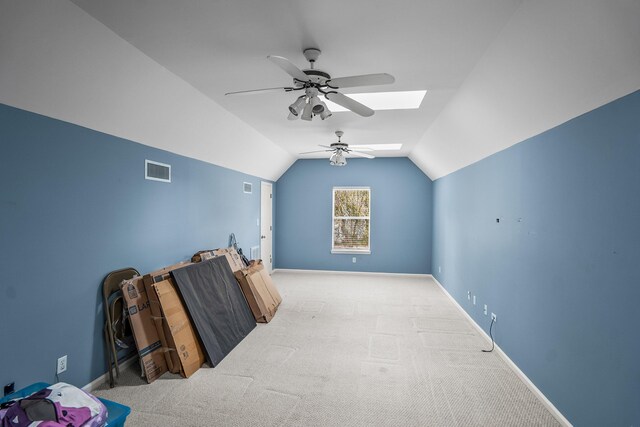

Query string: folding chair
[102,267,139,388]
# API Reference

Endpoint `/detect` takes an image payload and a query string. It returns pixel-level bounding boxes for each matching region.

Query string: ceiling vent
[145,160,171,183]
[243,182,253,193]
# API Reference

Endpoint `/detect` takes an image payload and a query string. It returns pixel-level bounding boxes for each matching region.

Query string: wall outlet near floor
[491,313,497,322]
[57,355,67,374]
[483,304,488,315]
[438,266,441,273]
[467,291,471,300]
[472,295,476,305]
[352,257,356,263]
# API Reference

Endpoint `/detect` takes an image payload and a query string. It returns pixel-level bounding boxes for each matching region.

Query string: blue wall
[0,104,265,390]
[275,157,432,274]
[432,90,640,426]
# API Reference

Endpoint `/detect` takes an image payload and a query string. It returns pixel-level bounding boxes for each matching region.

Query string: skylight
[350,144,403,151]
[324,90,427,112]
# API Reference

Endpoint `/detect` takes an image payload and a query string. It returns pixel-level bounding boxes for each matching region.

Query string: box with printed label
[120,277,168,383]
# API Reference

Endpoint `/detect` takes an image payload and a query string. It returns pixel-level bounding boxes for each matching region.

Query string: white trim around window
[331,186,371,254]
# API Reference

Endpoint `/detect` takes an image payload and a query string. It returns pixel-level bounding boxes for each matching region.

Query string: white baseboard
[273,268,430,278]
[82,355,138,392]
[430,275,572,427]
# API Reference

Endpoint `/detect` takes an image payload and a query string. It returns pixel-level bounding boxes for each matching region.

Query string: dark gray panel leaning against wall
[171,257,256,366]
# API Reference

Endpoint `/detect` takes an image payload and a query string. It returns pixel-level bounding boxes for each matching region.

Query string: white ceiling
[3,1,640,180]
[410,0,640,178]
[68,0,522,164]
[0,1,295,180]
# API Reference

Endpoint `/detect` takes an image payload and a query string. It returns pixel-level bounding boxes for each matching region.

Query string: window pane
[334,189,370,217]
[333,219,369,249]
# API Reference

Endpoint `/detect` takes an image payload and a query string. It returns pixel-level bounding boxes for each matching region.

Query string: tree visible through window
[332,187,370,253]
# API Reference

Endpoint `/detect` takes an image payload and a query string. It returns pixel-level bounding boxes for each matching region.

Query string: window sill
[331,249,371,255]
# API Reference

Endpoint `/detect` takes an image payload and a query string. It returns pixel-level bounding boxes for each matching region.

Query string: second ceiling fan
[225,48,395,120]
[300,131,375,166]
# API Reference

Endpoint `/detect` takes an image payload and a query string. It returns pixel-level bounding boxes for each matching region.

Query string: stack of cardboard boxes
[233,260,282,323]
[143,262,205,379]
[192,250,282,323]
[120,248,281,384]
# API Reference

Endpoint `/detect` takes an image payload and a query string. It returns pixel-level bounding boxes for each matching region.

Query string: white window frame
[331,186,371,254]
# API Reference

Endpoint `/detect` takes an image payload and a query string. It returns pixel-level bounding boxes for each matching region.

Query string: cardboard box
[191,250,215,263]
[145,281,181,374]
[144,261,191,285]
[143,261,192,374]
[151,279,206,378]
[120,277,168,383]
[213,247,245,272]
[200,251,215,261]
[234,261,282,323]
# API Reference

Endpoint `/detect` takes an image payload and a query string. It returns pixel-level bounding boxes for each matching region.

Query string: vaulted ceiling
[2,1,639,180]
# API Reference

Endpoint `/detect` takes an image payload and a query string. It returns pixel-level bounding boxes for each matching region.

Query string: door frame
[260,181,273,273]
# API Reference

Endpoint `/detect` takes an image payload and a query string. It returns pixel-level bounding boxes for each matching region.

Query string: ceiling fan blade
[325,92,374,117]
[225,86,295,96]
[348,150,375,159]
[326,73,395,89]
[299,149,332,155]
[267,55,310,82]
[318,144,333,149]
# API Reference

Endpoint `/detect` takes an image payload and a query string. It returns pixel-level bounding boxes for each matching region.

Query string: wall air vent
[145,160,171,183]
[243,182,252,193]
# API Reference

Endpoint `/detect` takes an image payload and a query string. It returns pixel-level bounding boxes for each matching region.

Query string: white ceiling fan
[225,48,395,120]
[300,131,375,166]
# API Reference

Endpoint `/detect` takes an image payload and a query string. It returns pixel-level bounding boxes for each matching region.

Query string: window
[332,187,370,254]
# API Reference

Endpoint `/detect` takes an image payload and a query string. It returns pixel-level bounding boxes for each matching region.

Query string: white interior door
[260,181,273,273]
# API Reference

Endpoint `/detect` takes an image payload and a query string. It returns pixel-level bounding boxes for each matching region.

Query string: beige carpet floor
[94,271,561,426]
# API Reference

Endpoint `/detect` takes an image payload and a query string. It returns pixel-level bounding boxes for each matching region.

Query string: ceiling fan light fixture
[288,96,306,116]
[287,111,298,120]
[301,101,313,121]
[320,107,332,120]
[310,96,325,114]
[330,150,347,166]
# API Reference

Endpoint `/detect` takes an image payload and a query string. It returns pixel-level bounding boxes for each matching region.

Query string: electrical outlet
[467,291,471,300]
[472,295,476,305]
[256,218,259,226]
[483,304,488,315]
[491,313,497,322]
[57,355,67,374]
[352,257,356,263]
[438,266,441,273]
